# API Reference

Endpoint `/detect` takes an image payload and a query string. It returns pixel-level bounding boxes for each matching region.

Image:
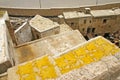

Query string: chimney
[84,8,91,14]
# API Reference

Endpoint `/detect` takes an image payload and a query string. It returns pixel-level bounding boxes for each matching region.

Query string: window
[104,33,110,38]
[103,19,107,23]
[95,34,98,36]
[36,34,39,39]
[82,28,85,31]
[84,20,86,24]
[92,28,95,33]
[89,20,91,23]
[71,22,74,26]
[87,28,91,33]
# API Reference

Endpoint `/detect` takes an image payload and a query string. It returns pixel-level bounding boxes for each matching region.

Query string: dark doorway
[84,36,89,40]
[87,28,91,33]
[92,28,95,33]
[104,33,110,38]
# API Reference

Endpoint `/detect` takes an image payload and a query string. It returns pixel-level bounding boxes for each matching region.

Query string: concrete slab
[14,30,86,65]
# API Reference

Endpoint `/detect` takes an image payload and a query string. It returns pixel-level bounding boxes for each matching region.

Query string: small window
[89,20,91,23]
[84,20,86,24]
[95,34,98,36]
[36,35,39,39]
[92,28,95,33]
[103,19,107,23]
[104,33,110,38]
[71,23,74,26]
[82,28,85,31]
[87,28,91,33]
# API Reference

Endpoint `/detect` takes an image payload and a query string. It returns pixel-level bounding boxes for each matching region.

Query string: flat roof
[91,10,115,17]
[59,23,72,33]
[78,12,91,18]
[114,9,120,15]
[63,11,91,19]
[63,11,79,19]
[14,30,86,64]
[29,15,59,32]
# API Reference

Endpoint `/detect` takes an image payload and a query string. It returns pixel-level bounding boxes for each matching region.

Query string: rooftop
[63,11,79,19]
[59,23,72,33]
[78,12,91,18]
[114,8,120,15]
[63,8,120,19]
[14,30,86,64]
[8,36,120,80]
[63,11,91,19]
[90,9,115,17]
[29,15,59,32]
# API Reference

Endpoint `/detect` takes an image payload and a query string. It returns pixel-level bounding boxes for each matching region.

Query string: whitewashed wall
[0,0,120,9]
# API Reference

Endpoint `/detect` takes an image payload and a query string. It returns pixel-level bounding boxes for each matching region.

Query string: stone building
[0,11,14,74]
[114,8,120,31]
[63,10,92,36]
[14,22,33,45]
[91,9,116,35]
[29,15,60,39]
[62,8,120,37]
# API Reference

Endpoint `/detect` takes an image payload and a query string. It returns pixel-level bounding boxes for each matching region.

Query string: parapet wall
[0,3,120,16]
[8,36,120,80]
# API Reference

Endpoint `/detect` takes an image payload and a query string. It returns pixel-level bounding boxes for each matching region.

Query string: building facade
[62,8,120,38]
[29,15,60,39]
